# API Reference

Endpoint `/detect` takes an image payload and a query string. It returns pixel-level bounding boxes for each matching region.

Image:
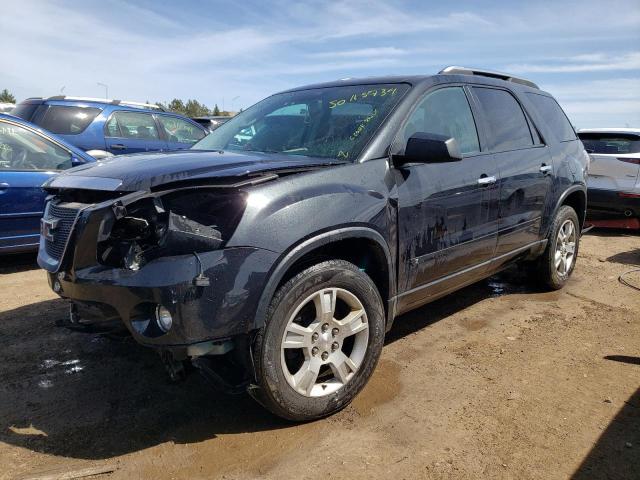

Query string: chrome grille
[43,203,80,260]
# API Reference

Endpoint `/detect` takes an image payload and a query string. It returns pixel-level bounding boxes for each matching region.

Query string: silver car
[578,128,640,220]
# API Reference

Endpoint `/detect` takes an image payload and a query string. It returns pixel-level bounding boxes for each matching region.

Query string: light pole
[231,96,240,113]
[97,82,109,99]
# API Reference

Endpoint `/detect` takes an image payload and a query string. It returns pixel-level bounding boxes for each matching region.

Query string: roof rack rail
[438,66,539,90]
[45,96,166,111]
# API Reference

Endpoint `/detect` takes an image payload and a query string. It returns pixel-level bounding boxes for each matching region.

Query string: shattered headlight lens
[97,190,245,269]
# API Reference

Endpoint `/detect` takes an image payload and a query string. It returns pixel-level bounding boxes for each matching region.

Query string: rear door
[156,114,207,150]
[470,86,552,255]
[0,120,74,251]
[578,132,640,192]
[104,111,167,154]
[394,86,500,311]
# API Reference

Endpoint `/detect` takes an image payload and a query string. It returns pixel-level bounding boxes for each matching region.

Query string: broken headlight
[97,190,246,270]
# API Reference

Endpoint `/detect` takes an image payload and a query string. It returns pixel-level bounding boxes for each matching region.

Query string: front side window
[473,87,534,152]
[0,121,72,171]
[105,112,159,140]
[157,115,206,144]
[578,132,640,154]
[526,93,576,142]
[36,105,101,135]
[400,87,480,155]
[192,83,410,161]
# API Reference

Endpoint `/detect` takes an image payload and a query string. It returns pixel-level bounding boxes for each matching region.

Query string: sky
[2,0,639,128]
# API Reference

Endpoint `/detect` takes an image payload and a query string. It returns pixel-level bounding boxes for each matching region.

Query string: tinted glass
[401,87,480,155]
[192,83,409,161]
[11,103,41,121]
[473,88,533,151]
[157,115,206,144]
[106,112,159,140]
[526,93,576,142]
[37,105,101,135]
[0,121,72,170]
[578,133,640,154]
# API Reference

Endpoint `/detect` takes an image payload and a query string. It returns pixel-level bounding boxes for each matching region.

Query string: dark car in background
[13,96,208,158]
[38,67,588,420]
[0,113,94,253]
[192,115,231,132]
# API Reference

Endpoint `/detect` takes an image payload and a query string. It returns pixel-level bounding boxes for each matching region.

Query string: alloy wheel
[280,287,369,397]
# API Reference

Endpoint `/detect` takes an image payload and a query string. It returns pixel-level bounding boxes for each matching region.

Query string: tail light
[618,157,640,165]
[618,192,640,199]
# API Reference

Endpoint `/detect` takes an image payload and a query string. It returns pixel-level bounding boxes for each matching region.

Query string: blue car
[0,113,95,253]
[12,96,208,157]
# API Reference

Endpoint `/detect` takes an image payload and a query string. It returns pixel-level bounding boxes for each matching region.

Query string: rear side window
[105,112,159,140]
[11,103,41,121]
[578,133,640,154]
[401,87,480,155]
[526,93,576,142]
[472,87,533,151]
[37,105,101,135]
[156,115,206,144]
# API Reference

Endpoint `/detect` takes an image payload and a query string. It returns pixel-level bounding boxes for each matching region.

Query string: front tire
[536,205,580,290]
[251,260,385,421]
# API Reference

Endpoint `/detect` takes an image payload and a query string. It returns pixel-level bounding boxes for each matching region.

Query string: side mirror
[394,132,463,166]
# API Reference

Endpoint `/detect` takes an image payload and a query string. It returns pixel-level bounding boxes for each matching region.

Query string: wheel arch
[556,185,587,230]
[252,227,396,332]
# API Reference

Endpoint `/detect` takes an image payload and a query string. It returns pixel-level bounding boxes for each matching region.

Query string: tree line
[0,88,234,118]
[154,99,233,118]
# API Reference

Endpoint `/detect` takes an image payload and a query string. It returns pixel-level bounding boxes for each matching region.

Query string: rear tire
[535,205,580,290]
[250,260,385,421]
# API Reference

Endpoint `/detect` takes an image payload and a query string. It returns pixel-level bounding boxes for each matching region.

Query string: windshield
[192,83,409,161]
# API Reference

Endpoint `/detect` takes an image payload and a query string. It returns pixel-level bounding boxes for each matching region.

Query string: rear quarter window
[37,105,101,135]
[526,94,576,142]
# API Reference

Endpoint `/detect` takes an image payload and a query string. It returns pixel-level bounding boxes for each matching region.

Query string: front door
[0,120,73,251]
[394,86,500,312]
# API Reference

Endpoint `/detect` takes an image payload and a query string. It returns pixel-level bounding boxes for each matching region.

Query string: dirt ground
[1,231,638,480]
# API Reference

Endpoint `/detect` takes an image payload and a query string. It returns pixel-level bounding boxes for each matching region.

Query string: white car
[0,103,15,114]
[578,128,640,220]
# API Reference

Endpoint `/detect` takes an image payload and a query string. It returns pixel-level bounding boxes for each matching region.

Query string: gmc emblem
[41,218,60,242]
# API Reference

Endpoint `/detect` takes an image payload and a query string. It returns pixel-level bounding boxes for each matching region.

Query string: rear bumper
[45,246,279,349]
[587,188,640,219]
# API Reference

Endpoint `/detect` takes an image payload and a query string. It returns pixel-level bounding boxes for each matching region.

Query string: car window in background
[11,103,41,121]
[37,105,101,135]
[157,115,206,144]
[106,112,159,139]
[526,93,576,142]
[192,83,410,161]
[0,121,72,170]
[472,87,533,151]
[401,87,480,155]
[578,133,640,154]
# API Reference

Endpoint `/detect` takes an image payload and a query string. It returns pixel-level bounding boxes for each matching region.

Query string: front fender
[251,226,396,332]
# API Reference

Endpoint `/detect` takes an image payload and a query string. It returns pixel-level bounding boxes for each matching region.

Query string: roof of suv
[280,66,544,95]
[19,96,166,113]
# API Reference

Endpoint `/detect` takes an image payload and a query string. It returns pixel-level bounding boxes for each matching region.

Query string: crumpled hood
[44,149,346,192]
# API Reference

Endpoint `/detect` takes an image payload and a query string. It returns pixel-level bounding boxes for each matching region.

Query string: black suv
[38,67,589,421]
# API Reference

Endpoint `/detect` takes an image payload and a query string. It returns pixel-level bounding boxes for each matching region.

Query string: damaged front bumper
[38,187,279,355]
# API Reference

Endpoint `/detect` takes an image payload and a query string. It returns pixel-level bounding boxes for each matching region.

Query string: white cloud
[506,52,640,73]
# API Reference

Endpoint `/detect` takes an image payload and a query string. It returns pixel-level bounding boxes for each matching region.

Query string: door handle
[477,175,496,186]
[0,182,9,192]
[110,144,126,150]
[540,164,553,174]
